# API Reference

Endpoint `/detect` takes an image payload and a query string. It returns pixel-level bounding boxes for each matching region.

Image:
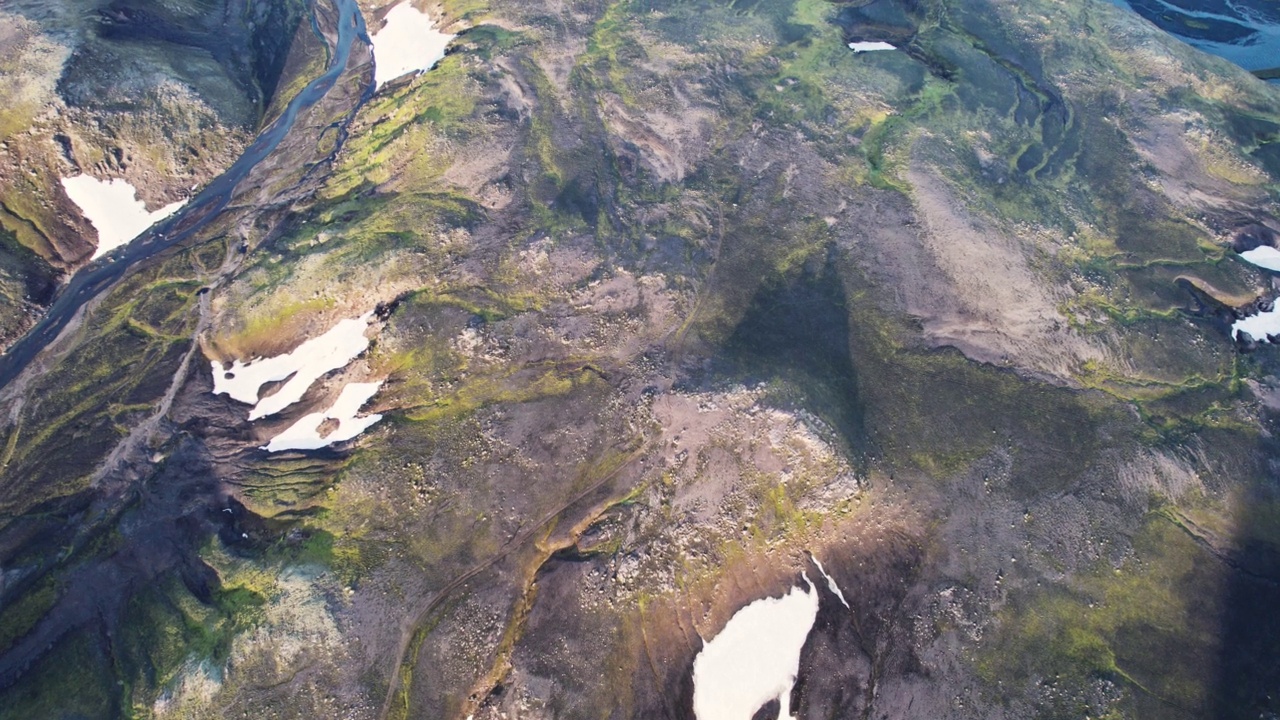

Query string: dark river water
[1112,0,1280,79]
[0,0,372,390]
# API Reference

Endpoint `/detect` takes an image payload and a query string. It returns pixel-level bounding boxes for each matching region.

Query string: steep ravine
[0,0,375,710]
[0,0,1279,717]
[0,0,313,350]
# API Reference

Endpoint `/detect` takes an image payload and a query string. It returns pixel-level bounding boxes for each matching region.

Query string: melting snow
[60,175,186,259]
[370,2,455,89]
[692,575,819,720]
[263,381,384,452]
[810,554,850,609]
[211,312,374,420]
[848,41,896,53]
[1229,250,1280,341]
[1239,246,1280,272]
[1234,304,1280,343]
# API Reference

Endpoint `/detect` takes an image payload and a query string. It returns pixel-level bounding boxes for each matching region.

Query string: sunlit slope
[0,0,313,346]
[0,0,1278,718]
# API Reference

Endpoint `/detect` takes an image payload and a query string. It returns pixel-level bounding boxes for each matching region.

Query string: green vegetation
[327,53,484,195]
[0,580,57,654]
[2,0,1280,715]
[0,241,211,515]
[0,630,115,720]
[979,507,1253,718]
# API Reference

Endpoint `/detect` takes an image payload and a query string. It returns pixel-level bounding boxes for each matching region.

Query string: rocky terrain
[0,0,311,346]
[0,0,1279,717]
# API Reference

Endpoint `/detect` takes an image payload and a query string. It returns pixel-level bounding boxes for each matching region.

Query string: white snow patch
[60,175,186,259]
[370,2,455,89]
[263,381,383,452]
[1234,304,1280,343]
[810,554,850,609]
[692,575,819,720]
[211,312,374,420]
[848,41,896,53]
[1239,246,1280,272]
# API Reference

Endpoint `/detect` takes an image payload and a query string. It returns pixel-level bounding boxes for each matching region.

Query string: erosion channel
[0,0,373,391]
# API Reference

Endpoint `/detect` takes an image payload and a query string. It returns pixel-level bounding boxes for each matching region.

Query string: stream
[0,0,373,390]
[1109,0,1280,80]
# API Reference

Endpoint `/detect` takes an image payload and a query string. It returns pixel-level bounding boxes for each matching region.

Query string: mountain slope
[0,0,1278,717]
[0,0,312,347]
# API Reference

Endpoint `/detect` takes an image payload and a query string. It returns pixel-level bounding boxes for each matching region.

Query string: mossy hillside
[587,5,895,322]
[0,546,283,718]
[311,391,646,718]
[0,216,238,512]
[705,234,1110,492]
[0,244,217,516]
[0,242,227,712]
[328,4,523,199]
[208,11,700,367]
[674,189,837,351]
[976,498,1278,720]
[509,470,909,718]
[191,46,677,668]
[721,251,867,457]
[242,0,312,112]
[433,0,496,26]
[229,219,665,699]
[0,629,116,720]
[0,172,64,264]
[964,409,1278,719]
[610,0,1266,409]
[637,0,926,153]
[574,3,1126,489]
[0,232,224,519]
[662,174,1163,501]
[367,295,480,401]
[0,577,57,656]
[116,572,267,707]
[376,373,865,717]
[0,225,57,345]
[234,455,352,519]
[863,292,1132,493]
[211,264,633,590]
[518,0,893,238]
[395,443,655,718]
[297,346,619,582]
[872,2,1271,400]
[206,186,483,358]
[324,49,487,197]
[230,353,605,525]
[207,35,507,352]
[936,10,1269,232]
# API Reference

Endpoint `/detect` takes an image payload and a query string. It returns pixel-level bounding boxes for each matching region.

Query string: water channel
[0,0,373,390]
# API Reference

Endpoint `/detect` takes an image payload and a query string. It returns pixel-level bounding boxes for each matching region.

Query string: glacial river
[0,0,373,390]
[1111,0,1280,80]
